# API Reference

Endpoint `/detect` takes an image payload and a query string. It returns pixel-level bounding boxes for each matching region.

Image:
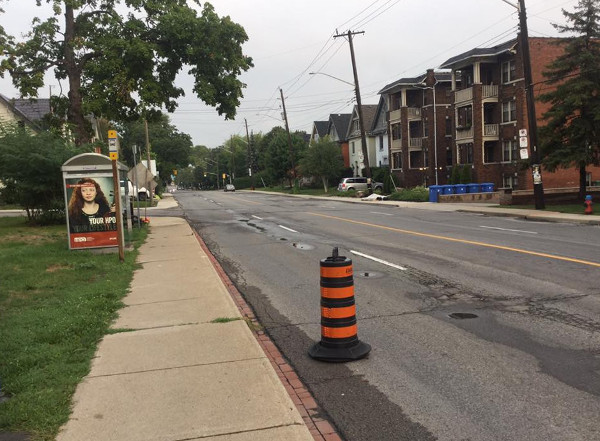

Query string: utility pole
[144,119,153,217]
[514,0,545,209]
[230,135,235,182]
[334,30,372,193]
[279,88,296,185]
[245,118,255,190]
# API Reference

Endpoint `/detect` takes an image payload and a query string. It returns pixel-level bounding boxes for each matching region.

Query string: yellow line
[308,212,600,268]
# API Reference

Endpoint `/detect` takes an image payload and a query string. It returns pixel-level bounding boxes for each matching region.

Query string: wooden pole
[111,159,124,262]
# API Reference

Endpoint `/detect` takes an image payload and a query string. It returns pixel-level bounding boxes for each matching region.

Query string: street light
[416,82,439,186]
[309,72,355,87]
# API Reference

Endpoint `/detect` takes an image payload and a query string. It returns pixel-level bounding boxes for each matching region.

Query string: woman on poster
[68,178,117,233]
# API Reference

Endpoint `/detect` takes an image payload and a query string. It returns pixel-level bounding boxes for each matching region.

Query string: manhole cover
[449,312,478,320]
[291,243,314,250]
[354,271,384,279]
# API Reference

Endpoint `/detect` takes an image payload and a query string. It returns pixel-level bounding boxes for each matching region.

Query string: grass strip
[0,217,148,441]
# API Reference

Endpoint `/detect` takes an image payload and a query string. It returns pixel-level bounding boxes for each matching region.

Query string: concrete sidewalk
[56,207,321,440]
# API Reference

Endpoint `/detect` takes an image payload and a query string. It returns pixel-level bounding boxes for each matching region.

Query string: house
[439,36,600,190]
[327,113,352,168]
[310,121,329,144]
[379,70,453,187]
[346,104,378,176]
[0,95,51,132]
[371,96,389,168]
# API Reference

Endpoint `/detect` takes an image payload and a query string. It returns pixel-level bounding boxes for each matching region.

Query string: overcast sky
[0,0,581,148]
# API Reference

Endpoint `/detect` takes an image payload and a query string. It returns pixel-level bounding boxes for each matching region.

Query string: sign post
[108,130,125,262]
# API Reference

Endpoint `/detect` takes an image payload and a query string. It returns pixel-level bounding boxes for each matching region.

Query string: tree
[539,0,600,198]
[0,126,84,222]
[299,136,344,192]
[259,127,307,187]
[1,1,253,145]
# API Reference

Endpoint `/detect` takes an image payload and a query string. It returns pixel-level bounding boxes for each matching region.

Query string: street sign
[519,136,528,148]
[520,148,529,159]
[519,129,527,137]
[108,130,117,139]
[109,151,118,160]
[108,138,117,152]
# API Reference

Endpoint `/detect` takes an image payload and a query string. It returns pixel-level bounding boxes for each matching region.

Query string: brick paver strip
[192,229,342,441]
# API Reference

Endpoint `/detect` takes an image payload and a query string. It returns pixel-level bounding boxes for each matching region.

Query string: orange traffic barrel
[309,247,371,362]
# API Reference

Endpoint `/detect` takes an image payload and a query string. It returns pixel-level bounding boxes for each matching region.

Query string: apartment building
[440,36,600,190]
[379,70,453,187]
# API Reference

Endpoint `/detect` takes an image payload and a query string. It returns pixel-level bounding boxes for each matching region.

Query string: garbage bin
[455,184,467,194]
[428,185,442,202]
[441,185,454,195]
[481,182,495,193]
[466,183,481,193]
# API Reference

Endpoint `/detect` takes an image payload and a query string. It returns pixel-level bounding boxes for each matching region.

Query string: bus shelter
[61,153,130,250]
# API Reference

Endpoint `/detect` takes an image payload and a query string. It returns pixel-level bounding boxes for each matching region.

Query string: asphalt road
[175,190,600,441]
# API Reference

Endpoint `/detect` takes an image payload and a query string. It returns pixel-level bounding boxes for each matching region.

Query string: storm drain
[449,312,478,320]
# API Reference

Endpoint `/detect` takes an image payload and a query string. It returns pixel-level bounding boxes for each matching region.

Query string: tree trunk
[64,5,89,145]
[579,162,587,200]
[321,176,328,193]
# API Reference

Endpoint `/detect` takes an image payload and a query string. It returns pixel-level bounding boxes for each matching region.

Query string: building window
[503,174,518,188]
[409,151,424,169]
[351,142,355,154]
[423,121,429,138]
[457,144,473,164]
[501,60,516,83]
[445,117,452,136]
[353,120,359,132]
[502,100,516,123]
[391,123,401,140]
[457,105,472,129]
[392,151,402,169]
[502,140,518,162]
[379,135,384,151]
[446,147,453,166]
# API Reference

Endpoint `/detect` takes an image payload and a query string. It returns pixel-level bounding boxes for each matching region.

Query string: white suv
[337,177,383,192]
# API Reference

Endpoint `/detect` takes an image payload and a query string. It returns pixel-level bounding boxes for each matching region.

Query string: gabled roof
[0,94,51,130]
[313,121,329,138]
[378,71,452,95]
[371,96,388,135]
[328,113,351,142]
[439,38,518,70]
[346,104,378,140]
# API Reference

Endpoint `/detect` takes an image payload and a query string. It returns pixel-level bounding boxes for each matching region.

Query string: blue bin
[481,182,495,193]
[466,183,481,193]
[455,184,467,194]
[428,185,442,202]
[441,185,454,195]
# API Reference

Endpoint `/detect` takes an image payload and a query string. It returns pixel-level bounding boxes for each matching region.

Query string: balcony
[409,137,423,148]
[455,87,473,104]
[484,124,499,138]
[456,126,474,141]
[389,108,401,122]
[482,85,499,100]
[407,107,421,120]
[391,139,402,150]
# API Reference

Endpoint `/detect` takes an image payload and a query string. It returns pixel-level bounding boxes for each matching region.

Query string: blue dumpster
[466,183,481,193]
[441,185,454,195]
[428,185,442,202]
[455,184,467,194]
[481,182,495,193]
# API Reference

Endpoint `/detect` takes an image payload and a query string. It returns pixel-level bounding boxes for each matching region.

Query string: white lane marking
[252,215,263,220]
[209,200,215,203]
[479,225,538,234]
[370,211,394,216]
[279,225,298,233]
[350,250,407,271]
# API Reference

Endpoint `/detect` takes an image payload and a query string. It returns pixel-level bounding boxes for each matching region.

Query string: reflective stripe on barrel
[321,324,358,339]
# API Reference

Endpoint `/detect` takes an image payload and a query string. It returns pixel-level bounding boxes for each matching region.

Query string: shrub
[387,186,428,202]
[460,165,472,184]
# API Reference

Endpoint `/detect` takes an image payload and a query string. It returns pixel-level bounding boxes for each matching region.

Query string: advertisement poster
[65,176,118,249]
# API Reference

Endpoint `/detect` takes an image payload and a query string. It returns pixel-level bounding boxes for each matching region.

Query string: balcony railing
[409,137,423,148]
[455,126,474,141]
[482,85,499,99]
[389,109,401,122]
[455,87,473,104]
[484,124,499,137]
[407,107,421,120]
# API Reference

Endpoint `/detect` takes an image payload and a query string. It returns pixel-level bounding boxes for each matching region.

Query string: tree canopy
[539,0,600,197]
[299,136,344,192]
[1,0,253,145]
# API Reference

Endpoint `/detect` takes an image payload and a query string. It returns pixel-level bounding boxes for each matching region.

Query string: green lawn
[0,218,147,440]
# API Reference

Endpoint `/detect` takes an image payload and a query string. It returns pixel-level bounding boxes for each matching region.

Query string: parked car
[337,177,383,192]
[224,184,235,192]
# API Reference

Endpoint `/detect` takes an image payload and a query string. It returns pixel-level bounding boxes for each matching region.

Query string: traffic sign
[519,136,528,148]
[520,148,529,159]
[108,130,117,139]
[519,129,527,137]
[109,151,118,160]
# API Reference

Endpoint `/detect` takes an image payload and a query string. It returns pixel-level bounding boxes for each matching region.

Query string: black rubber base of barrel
[308,340,371,362]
